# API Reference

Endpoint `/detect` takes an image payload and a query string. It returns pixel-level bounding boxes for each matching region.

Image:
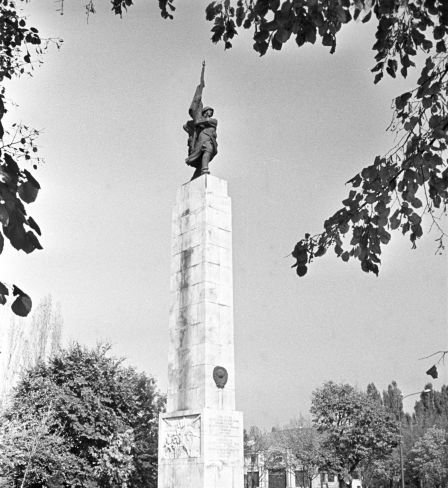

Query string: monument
[157,66,244,488]
[183,62,218,180]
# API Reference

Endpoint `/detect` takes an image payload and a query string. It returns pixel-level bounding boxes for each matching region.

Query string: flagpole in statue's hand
[200,60,205,87]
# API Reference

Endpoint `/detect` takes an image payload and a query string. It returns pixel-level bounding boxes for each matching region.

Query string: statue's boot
[201,151,212,175]
[190,167,202,180]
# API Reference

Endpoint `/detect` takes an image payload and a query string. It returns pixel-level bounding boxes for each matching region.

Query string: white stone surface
[158,409,243,488]
[158,175,243,488]
[167,175,236,413]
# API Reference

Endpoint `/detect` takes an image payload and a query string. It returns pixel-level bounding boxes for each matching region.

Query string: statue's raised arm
[189,61,205,121]
[183,62,218,180]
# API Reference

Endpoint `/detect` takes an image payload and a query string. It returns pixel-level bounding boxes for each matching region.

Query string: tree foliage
[311,381,399,487]
[363,381,448,488]
[0,390,81,487]
[197,0,448,277]
[366,382,383,405]
[0,1,57,317]
[0,343,165,487]
[413,383,448,429]
[244,425,269,455]
[382,380,404,419]
[275,427,325,487]
[408,426,448,488]
[245,382,448,488]
[0,0,178,317]
[362,450,402,488]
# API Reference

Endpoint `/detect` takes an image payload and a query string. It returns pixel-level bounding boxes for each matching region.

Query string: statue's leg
[186,145,203,165]
[190,166,202,180]
[201,150,212,175]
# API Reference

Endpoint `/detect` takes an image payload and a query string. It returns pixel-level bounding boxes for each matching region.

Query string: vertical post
[399,418,405,488]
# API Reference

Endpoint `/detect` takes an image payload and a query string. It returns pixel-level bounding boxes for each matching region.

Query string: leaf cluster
[0,1,65,316]
[0,343,165,488]
[0,395,82,487]
[202,0,447,72]
[292,46,448,276]
[0,0,180,317]
[0,1,44,82]
[158,0,448,277]
[206,0,361,55]
[82,0,175,19]
[311,381,399,482]
[0,0,177,318]
[275,427,326,482]
[379,382,448,488]
[0,122,42,316]
[408,426,448,487]
[267,1,448,276]
[413,384,448,429]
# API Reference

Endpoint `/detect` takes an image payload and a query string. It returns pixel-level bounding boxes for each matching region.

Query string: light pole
[398,389,431,488]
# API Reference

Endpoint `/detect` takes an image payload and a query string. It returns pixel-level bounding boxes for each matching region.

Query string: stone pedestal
[158,175,244,488]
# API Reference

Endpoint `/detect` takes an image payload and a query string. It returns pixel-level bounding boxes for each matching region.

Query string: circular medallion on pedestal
[213,366,228,389]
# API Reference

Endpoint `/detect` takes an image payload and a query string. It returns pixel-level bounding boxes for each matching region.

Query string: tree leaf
[374,72,383,84]
[314,245,326,257]
[18,181,39,204]
[11,292,32,317]
[27,216,41,235]
[0,281,9,296]
[395,92,412,110]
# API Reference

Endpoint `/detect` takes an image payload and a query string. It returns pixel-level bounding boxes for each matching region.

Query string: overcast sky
[1,0,446,428]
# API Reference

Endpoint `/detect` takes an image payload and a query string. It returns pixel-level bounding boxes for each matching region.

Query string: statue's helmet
[202,106,214,116]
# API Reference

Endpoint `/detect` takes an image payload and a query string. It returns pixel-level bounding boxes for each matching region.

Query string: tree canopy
[408,426,448,488]
[0,343,165,487]
[245,382,448,488]
[311,381,399,487]
[275,427,325,487]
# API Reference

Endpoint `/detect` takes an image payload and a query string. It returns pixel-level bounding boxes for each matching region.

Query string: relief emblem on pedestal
[161,414,201,458]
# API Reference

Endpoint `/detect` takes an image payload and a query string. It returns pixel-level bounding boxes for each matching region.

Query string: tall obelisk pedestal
[158,175,244,488]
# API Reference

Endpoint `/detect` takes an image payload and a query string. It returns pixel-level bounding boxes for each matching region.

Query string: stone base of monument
[158,408,244,488]
[159,175,244,488]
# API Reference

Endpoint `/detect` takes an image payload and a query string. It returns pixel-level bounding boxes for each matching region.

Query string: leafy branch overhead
[0,0,177,317]
[53,0,448,279]
[0,0,178,317]
[200,0,448,276]
[0,0,161,317]
[106,0,448,276]
[0,3,56,316]
[2,0,447,322]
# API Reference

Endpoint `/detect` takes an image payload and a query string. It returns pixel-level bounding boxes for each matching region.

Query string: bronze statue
[183,62,218,180]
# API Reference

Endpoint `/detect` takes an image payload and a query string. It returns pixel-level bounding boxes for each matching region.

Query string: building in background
[244,428,362,488]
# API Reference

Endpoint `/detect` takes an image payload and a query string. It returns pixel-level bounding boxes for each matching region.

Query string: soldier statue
[183,62,218,180]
